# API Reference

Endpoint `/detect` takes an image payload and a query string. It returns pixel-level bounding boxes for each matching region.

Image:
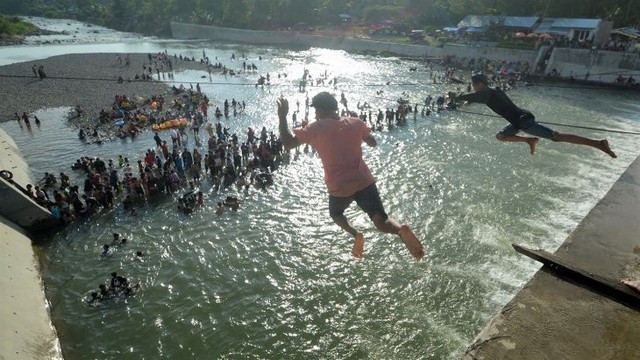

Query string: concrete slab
[0,177,54,231]
[0,215,61,360]
[464,155,640,360]
[0,127,33,187]
[0,128,53,231]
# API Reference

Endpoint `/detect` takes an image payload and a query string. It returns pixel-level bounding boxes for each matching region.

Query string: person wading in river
[277,92,424,260]
[454,74,617,158]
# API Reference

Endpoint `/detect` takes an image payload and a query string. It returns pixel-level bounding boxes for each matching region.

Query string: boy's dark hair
[471,73,488,85]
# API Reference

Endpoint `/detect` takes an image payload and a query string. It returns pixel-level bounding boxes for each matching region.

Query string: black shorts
[328,183,388,220]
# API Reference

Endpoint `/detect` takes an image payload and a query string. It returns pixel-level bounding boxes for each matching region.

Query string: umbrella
[526,33,538,38]
[397,98,410,105]
[514,32,526,38]
[538,33,554,39]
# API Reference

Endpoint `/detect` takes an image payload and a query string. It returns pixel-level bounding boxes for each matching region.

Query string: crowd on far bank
[553,36,639,53]
[441,55,532,82]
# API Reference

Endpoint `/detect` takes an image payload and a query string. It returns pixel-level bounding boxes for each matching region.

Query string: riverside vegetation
[0,0,639,37]
[0,13,40,44]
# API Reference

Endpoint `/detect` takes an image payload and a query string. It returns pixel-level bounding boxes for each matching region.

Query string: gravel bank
[0,52,210,128]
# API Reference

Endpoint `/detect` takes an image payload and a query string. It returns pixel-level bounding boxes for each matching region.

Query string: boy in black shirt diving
[455,74,616,158]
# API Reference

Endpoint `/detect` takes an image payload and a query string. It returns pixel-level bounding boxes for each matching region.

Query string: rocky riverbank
[0,52,210,130]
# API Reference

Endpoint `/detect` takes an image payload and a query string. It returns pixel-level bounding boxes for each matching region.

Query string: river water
[2,26,640,359]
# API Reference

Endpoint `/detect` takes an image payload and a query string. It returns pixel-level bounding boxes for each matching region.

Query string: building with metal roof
[534,18,601,35]
[450,15,612,46]
[534,18,612,45]
[611,27,640,39]
[458,15,539,31]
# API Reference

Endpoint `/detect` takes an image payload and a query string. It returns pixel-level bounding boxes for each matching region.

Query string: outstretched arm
[363,134,377,147]
[454,90,488,104]
[449,91,468,106]
[277,98,300,150]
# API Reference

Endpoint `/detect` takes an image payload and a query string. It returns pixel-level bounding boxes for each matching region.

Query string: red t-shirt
[294,117,375,197]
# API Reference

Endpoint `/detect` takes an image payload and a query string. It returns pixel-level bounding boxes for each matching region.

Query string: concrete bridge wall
[0,128,61,360]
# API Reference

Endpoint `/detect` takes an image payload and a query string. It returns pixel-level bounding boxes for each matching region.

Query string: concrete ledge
[0,215,61,360]
[0,128,53,231]
[0,177,54,231]
[0,127,33,187]
[546,48,640,82]
[464,155,640,360]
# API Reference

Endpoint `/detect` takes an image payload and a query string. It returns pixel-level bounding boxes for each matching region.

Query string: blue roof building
[534,18,612,45]
[458,15,540,31]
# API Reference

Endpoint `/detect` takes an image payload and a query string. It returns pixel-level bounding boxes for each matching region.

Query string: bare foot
[599,140,617,158]
[398,225,425,260]
[527,137,539,155]
[621,278,640,293]
[352,233,364,258]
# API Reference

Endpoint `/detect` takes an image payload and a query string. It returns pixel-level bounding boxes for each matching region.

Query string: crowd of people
[21,60,290,306]
[441,55,532,82]
[16,50,536,232]
[16,48,287,230]
[600,37,638,52]
[13,47,626,308]
[88,270,140,307]
[27,111,284,226]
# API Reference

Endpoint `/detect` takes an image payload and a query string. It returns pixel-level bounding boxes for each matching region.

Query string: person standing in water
[277,92,424,260]
[454,74,617,158]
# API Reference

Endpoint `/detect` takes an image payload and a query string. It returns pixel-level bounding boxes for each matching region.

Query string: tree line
[0,0,638,36]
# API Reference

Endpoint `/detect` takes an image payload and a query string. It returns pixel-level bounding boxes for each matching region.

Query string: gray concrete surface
[0,127,33,186]
[464,155,640,360]
[0,128,60,359]
[0,128,53,231]
[0,215,62,360]
[0,177,54,231]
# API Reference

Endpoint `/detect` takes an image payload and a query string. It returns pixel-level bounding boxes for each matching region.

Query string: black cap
[310,92,338,110]
[471,73,488,85]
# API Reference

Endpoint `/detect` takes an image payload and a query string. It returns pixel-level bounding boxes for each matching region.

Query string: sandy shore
[0,52,210,129]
